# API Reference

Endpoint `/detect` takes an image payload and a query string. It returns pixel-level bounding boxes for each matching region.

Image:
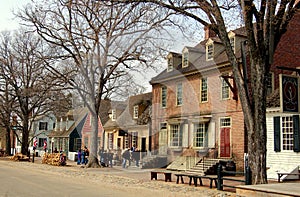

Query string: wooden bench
[151,171,172,182]
[174,173,217,188]
[277,172,300,182]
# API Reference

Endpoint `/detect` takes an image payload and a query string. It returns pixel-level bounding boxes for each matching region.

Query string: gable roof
[48,107,88,137]
[103,93,152,130]
[150,26,247,85]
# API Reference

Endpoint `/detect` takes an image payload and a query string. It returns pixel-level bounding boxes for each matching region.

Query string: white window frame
[133,105,138,119]
[111,109,116,121]
[206,43,214,61]
[220,117,231,128]
[221,78,230,100]
[161,86,167,108]
[176,83,183,106]
[193,123,208,148]
[169,124,182,147]
[167,57,173,72]
[200,78,208,102]
[281,116,294,151]
[182,51,189,68]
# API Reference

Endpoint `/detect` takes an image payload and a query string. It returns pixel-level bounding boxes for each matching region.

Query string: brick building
[150,26,248,170]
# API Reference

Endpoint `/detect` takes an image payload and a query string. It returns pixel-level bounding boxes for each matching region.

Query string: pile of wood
[42,153,66,166]
[10,153,30,162]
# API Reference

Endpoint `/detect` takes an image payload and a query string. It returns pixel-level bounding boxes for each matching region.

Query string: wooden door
[220,127,231,157]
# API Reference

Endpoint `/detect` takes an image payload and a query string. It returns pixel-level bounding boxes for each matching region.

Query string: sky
[0,0,31,31]
[0,0,201,92]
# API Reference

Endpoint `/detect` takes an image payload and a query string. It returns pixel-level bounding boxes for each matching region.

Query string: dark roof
[150,28,244,85]
[48,108,88,137]
[103,93,152,130]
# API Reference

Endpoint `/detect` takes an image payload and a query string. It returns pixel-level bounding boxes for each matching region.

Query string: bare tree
[0,53,15,155]
[109,0,300,184]
[0,29,71,156]
[17,0,175,167]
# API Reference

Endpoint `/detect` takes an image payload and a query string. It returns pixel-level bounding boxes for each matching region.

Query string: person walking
[84,146,89,165]
[121,149,130,168]
[77,148,82,165]
[81,149,86,165]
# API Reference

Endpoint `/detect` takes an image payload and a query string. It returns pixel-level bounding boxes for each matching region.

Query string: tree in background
[17,0,176,167]
[0,30,71,156]
[110,0,300,184]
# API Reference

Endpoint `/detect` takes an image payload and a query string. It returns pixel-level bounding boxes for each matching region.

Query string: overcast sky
[0,0,31,31]
[0,0,202,92]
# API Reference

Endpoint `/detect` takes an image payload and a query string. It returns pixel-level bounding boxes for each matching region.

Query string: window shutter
[293,115,300,152]
[274,116,281,152]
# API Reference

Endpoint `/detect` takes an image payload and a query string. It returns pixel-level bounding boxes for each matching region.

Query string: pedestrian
[77,148,82,165]
[132,148,140,167]
[121,148,130,168]
[108,150,113,167]
[81,149,86,165]
[84,146,89,165]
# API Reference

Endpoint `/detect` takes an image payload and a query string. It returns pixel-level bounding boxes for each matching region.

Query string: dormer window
[111,109,116,121]
[133,105,138,119]
[167,57,173,72]
[182,51,189,68]
[206,43,214,61]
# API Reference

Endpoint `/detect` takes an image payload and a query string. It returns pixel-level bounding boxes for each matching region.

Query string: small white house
[266,107,300,181]
[30,113,56,156]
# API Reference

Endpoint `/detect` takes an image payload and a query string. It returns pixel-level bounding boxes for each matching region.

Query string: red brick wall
[271,10,300,88]
[151,67,245,170]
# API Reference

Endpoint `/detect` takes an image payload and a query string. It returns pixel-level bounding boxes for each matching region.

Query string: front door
[159,129,167,155]
[220,127,231,157]
[141,137,146,152]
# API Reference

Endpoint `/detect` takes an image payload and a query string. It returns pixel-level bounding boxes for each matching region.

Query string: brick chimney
[204,26,216,39]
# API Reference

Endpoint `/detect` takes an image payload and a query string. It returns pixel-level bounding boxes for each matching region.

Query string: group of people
[122,145,140,168]
[98,149,114,167]
[77,146,89,165]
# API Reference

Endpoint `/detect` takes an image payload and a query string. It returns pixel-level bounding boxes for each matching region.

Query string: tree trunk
[86,111,101,168]
[21,118,29,156]
[5,126,11,155]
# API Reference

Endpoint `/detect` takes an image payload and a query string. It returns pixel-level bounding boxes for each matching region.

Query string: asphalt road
[0,161,161,197]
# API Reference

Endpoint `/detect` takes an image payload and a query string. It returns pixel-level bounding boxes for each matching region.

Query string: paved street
[0,158,234,197]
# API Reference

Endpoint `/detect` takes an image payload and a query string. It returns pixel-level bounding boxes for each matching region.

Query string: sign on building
[280,74,299,113]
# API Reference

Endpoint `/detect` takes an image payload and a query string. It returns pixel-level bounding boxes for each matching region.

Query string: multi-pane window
[39,122,48,130]
[38,138,47,148]
[167,58,173,72]
[201,78,208,102]
[108,133,114,150]
[133,105,139,119]
[176,83,183,106]
[111,109,116,121]
[207,44,214,60]
[282,116,293,150]
[131,132,138,147]
[161,86,167,108]
[220,117,231,127]
[183,52,189,67]
[74,138,82,151]
[221,78,230,100]
[193,123,208,147]
[170,124,182,147]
